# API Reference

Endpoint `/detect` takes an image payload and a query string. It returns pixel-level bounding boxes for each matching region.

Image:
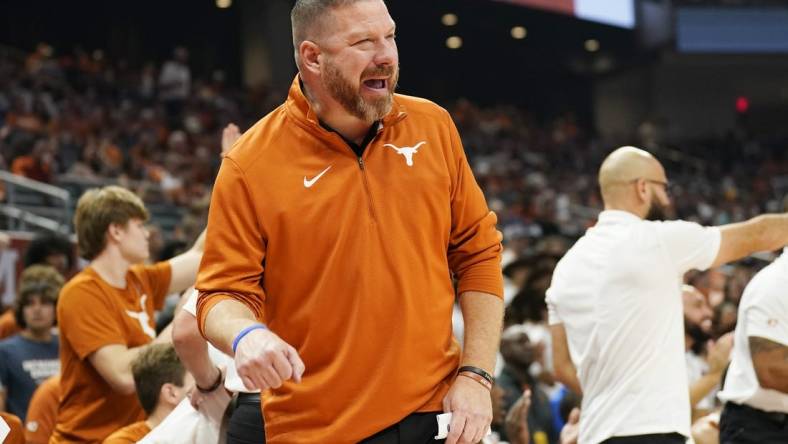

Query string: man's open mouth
[363,78,387,90]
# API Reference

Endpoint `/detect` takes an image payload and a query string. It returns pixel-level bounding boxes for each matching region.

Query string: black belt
[727,401,788,424]
[237,392,261,405]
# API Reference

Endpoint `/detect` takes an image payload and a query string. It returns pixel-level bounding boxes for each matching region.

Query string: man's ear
[107,222,124,243]
[160,382,179,406]
[299,41,322,75]
[634,178,649,204]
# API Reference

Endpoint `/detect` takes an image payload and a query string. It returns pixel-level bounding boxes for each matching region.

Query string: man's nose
[374,39,397,67]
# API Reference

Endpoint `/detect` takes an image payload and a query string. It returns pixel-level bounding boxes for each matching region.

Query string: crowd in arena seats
[0,43,281,211]
[2,43,787,241]
[0,43,786,443]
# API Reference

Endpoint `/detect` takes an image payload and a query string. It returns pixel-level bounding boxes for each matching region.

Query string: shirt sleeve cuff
[456,262,504,299]
[196,293,238,339]
[700,226,723,271]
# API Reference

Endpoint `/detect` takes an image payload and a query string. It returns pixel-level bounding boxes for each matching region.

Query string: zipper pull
[358,157,365,170]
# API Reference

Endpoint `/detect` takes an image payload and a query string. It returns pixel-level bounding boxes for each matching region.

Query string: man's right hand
[235,328,305,391]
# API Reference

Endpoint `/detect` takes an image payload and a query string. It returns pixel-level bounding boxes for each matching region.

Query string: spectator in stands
[23,232,75,276]
[24,374,59,444]
[158,47,191,128]
[10,138,56,183]
[496,325,556,444]
[502,388,530,444]
[683,285,732,422]
[51,186,205,443]
[496,388,581,444]
[146,224,165,263]
[103,343,193,444]
[714,300,739,337]
[548,146,788,443]
[0,265,63,421]
[717,241,788,442]
[502,255,534,305]
[0,233,74,342]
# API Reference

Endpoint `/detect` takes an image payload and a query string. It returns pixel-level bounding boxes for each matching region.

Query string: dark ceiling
[0,0,642,117]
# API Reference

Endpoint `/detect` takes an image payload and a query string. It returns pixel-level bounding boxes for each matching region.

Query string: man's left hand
[443,375,493,444]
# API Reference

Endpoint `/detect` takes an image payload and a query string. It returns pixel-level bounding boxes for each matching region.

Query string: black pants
[601,433,685,444]
[360,412,444,444]
[227,393,266,444]
[720,402,788,444]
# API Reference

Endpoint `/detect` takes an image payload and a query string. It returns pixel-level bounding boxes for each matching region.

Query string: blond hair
[74,186,149,260]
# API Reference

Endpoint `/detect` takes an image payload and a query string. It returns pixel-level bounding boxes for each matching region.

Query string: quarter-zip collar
[284,75,407,152]
[319,119,379,158]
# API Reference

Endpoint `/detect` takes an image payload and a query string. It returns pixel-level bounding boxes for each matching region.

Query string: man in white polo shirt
[717,246,788,443]
[547,146,788,444]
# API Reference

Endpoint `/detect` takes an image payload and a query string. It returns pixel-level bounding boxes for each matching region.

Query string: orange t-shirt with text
[51,262,171,444]
[101,421,151,444]
[25,375,60,444]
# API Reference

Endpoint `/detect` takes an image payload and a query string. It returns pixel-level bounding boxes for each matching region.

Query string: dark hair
[131,344,186,415]
[508,287,548,324]
[13,265,64,328]
[23,232,74,272]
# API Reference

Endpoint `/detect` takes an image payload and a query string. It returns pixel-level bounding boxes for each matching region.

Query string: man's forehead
[326,1,395,37]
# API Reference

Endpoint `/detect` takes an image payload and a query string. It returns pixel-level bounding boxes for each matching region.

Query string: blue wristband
[232,323,268,353]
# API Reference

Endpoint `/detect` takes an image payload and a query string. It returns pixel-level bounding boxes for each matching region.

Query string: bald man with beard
[546,146,788,444]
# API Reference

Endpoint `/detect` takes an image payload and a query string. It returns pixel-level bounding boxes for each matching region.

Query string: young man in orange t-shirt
[51,186,205,443]
[103,344,193,444]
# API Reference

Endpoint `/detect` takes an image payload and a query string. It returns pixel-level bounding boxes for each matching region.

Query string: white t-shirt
[717,250,788,413]
[182,290,255,394]
[546,210,721,444]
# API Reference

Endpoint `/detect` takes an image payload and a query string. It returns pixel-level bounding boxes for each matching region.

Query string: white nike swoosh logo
[304,165,332,188]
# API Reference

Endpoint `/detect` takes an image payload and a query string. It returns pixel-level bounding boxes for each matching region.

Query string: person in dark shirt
[496,324,557,444]
[0,267,63,421]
